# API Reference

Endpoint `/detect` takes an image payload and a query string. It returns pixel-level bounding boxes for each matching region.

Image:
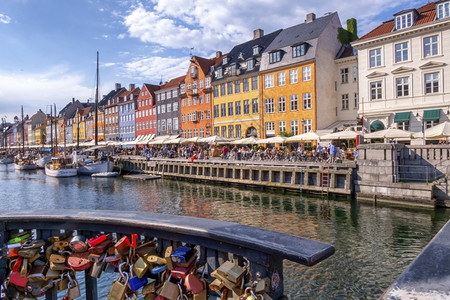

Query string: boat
[45,157,78,177]
[34,155,52,169]
[14,157,37,170]
[91,171,119,177]
[0,157,13,164]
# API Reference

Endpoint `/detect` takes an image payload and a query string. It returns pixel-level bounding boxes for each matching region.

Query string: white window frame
[423,35,439,58]
[265,98,275,113]
[395,77,410,97]
[369,48,382,68]
[437,1,450,19]
[279,121,286,133]
[290,95,298,111]
[302,66,311,81]
[370,80,383,100]
[278,72,286,86]
[424,72,440,94]
[289,69,298,84]
[302,119,312,133]
[394,42,409,63]
[395,13,413,30]
[264,74,274,88]
[291,120,299,135]
[302,93,311,110]
[278,97,286,112]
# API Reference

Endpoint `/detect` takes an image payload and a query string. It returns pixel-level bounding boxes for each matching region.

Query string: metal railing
[0,210,335,299]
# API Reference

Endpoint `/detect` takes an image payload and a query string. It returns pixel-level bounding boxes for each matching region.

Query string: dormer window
[217,68,223,78]
[190,66,198,79]
[292,43,308,58]
[223,56,228,65]
[247,59,254,70]
[269,51,281,63]
[394,10,415,30]
[231,64,237,76]
[437,1,450,19]
[252,45,260,55]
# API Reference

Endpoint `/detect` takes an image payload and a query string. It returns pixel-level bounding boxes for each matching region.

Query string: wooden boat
[45,157,78,177]
[34,155,52,169]
[14,157,37,170]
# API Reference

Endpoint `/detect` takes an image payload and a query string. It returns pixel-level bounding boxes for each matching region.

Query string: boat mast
[54,104,58,155]
[21,106,24,155]
[95,51,99,147]
[50,107,53,155]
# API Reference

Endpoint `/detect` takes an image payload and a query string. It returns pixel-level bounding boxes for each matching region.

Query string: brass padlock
[132,257,148,278]
[66,274,81,299]
[216,261,246,284]
[255,278,270,294]
[53,272,69,291]
[164,246,174,270]
[159,275,179,300]
[45,268,61,280]
[107,263,129,300]
[142,278,156,295]
[89,255,106,278]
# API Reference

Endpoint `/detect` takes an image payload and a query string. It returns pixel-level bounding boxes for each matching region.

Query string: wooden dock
[122,174,161,180]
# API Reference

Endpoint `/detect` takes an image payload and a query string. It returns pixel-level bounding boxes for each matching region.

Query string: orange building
[180,54,223,138]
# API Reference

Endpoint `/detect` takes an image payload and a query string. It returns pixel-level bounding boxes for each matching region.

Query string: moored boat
[14,158,37,170]
[78,158,114,175]
[45,157,78,177]
[0,157,13,164]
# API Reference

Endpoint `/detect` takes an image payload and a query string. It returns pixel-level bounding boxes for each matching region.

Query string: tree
[337,18,358,45]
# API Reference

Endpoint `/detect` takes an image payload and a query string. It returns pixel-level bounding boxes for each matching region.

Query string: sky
[0,0,429,122]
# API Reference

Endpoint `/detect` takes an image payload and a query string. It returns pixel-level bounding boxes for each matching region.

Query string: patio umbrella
[163,137,186,144]
[182,137,203,143]
[286,131,320,142]
[198,135,234,144]
[412,121,450,139]
[320,130,362,140]
[259,135,287,144]
[364,128,413,139]
[231,137,262,145]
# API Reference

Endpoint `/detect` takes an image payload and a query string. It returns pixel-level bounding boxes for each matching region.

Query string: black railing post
[0,222,7,283]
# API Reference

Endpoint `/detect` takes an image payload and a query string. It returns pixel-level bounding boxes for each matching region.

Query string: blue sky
[0,0,428,122]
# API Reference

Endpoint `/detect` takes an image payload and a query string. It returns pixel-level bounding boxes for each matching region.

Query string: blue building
[118,84,140,147]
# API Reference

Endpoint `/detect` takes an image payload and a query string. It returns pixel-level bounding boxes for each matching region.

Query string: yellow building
[212,29,281,138]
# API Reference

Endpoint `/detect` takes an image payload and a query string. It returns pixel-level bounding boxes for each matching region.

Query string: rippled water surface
[1,164,449,299]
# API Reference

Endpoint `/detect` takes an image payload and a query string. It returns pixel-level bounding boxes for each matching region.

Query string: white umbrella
[286,131,320,142]
[163,137,186,144]
[259,135,287,144]
[231,137,262,145]
[413,121,450,139]
[364,128,413,139]
[320,130,362,140]
[182,137,203,143]
[198,135,234,144]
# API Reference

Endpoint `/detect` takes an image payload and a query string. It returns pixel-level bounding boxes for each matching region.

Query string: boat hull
[45,164,78,177]
[14,163,37,170]
[0,158,13,164]
[78,160,114,175]
[35,156,52,169]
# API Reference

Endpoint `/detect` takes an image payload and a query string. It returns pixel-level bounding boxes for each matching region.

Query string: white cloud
[0,13,11,24]
[117,33,126,39]
[0,66,91,119]
[121,56,189,83]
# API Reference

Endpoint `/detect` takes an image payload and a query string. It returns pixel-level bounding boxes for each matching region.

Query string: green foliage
[337,18,358,45]
[279,131,294,137]
[347,18,358,40]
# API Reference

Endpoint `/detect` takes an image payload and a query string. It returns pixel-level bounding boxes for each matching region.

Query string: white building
[352,1,450,137]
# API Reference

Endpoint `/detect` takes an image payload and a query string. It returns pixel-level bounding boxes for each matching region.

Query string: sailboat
[45,104,78,177]
[14,106,37,171]
[76,52,114,176]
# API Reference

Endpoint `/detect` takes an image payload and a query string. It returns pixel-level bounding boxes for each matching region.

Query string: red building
[135,83,161,140]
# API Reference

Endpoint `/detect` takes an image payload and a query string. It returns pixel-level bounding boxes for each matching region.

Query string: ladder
[321,162,330,196]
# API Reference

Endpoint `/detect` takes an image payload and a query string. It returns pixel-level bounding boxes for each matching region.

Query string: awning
[394,112,410,123]
[423,109,441,122]
[370,120,385,132]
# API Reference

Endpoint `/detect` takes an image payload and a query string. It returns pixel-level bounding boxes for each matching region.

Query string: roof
[193,56,217,76]
[335,45,357,59]
[160,75,185,90]
[358,2,437,41]
[265,12,338,52]
[143,83,161,96]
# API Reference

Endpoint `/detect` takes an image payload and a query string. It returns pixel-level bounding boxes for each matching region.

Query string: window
[228,125,234,138]
[423,35,438,57]
[370,81,383,100]
[193,129,198,137]
[235,125,241,138]
[235,101,241,115]
[279,121,286,133]
[354,93,359,109]
[206,110,210,119]
[302,66,311,81]
[187,98,191,106]
[205,77,211,88]
[252,98,258,113]
[302,119,312,133]
[342,94,349,110]
[289,69,298,84]
[220,83,226,96]
[217,68,223,78]
[290,95,298,111]
[247,59,254,70]
[264,74,274,88]
[198,80,203,89]
[395,13,413,30]
[425,72,439,94]
[292,44,306,57]
[369,48,382,68]
[341,68,349,83]
[173,118,178,130]
[214,127,219,136]
[200,128,204,137]
[173,102,178,111]
[243,100,250,114]
[161,120,166,131]
[395,42,409,63]
[265,98,275,113]
[269,51,281,63]
[396,77,409,97]
[252,76,258,90]
[213,86,219,97]
[437,1,450,19]
[221,126,226,137]
[199,111,204,120]
[199,95,203,104]
[231,64,236,76]
[221,103,226,117]
[227,82,233,95]
[303,93,311,109]
[186,83,191,91]
[161,105,166,114]
[265,122,275,136]
[188,129,192,138]
[278,97,286,112]
[228,102,234,116]
[205,94,210,103]
[252,46,259,55]
[291,120,299,135]
[353,66,358,81]
[193,97,197,105]
[243,78,249,92]
[235,80,240,93]
[278,72,285,86]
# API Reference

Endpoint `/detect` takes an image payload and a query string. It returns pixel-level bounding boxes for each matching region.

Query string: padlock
[65,273,81,299]
[45,268,61,280]
[68,251,92,271]
[50,261,66,271]
[151,264,167,275]
[53,241,70,250]
[136,241,157,259]
[142,278,156,295]
[184,269,205,294]
[107,263,129,300]
[132,256,148,278]
[164,246,174,271]
[211,270,236,290]
[53,272,70,291]
[216,261,246,284]
[89,254,106,278]
[28,265,48,282]
[70,235,88,253]
[254,278,270,294]
[144,293,156,300]
[104,256,120,273]
[128,264,148,291]
[8,231,31,244]
[18,248,40,259]
[114,236,131,256]
[209,278,224,291]
[158,275,179,300]
[49,254,66,264]
[148,255,166,265]
[26,281,46,297]
[170,246,193,264]
[48,230,74,243]
[2,271,18,298]
[87,233,108,248]
[171,264,194,281]
[22,239,45,249]
[88,239,113,254]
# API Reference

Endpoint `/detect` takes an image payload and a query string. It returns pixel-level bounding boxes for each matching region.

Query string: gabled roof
[265,12,337,52]
[358,2,438,41]
[160,75,185,90]
[193,56,217,76]
[335,45,357,59]
[143,83,161,96]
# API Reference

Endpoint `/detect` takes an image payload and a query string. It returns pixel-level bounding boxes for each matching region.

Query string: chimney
[216,51,222,58]
[72,97,75,103]
[305,13,316,23]
[253,29,264,39]
[115,83,121,91]
[129,84,135,90]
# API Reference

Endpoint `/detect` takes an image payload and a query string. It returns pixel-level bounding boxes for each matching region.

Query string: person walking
[329,142,336,163]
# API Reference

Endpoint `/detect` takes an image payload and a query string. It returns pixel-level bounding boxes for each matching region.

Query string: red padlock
[87,234,108,248]
[68,252,93,271]
[114,236,130,255]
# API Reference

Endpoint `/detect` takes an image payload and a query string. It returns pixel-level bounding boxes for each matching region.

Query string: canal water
[1,164,450,299]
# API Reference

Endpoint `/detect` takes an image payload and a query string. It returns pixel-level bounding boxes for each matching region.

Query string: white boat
[0,157,13,164]
[14,158,37,170]
[77,158,114,175]
[45,157,78,177]
[91,171,119,177]
[34,155,52,169]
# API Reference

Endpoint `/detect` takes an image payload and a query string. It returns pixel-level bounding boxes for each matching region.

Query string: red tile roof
[161,75,185,89]
[359,1,438,41]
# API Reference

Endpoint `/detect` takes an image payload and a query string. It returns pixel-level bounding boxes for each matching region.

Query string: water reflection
[0,168,449,299]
